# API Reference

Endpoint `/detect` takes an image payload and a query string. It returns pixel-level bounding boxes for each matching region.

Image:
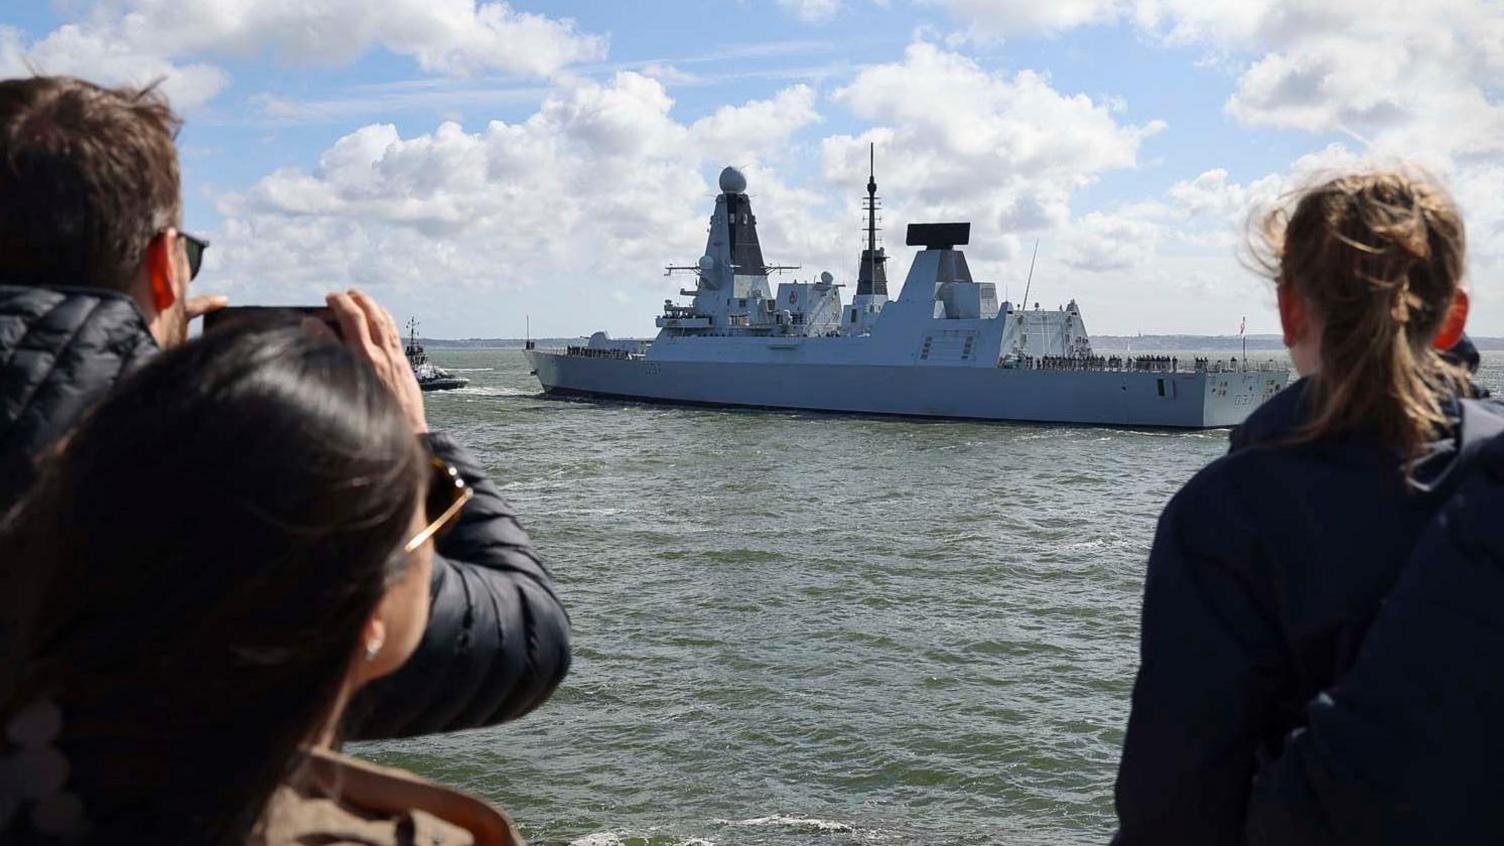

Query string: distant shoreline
[424,334,1504,351]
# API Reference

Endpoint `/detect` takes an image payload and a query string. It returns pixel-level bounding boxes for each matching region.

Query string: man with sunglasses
[0,76,222,506]
[0,75,571,740]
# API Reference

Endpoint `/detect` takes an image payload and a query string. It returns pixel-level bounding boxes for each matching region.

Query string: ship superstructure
[527,153,1288,428]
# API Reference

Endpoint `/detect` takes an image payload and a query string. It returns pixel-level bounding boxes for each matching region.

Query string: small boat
[405,318,468,392]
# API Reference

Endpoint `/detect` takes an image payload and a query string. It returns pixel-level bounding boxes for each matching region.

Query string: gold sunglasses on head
[403,457,474,553]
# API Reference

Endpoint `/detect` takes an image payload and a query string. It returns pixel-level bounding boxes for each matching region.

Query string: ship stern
[1200,368,1290,427]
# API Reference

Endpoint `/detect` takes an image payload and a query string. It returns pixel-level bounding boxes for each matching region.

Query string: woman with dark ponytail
[1112,170,1488,844]
[0,322,520,845]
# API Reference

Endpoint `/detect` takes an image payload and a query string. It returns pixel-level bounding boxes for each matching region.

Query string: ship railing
[1001,354,1288,374]
[563,346,644,360]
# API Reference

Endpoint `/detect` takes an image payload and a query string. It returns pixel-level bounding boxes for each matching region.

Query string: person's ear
[1277,283,1305,348]
[145,231,180,313]
[362,617,387,664]
[1434,288,1469,350]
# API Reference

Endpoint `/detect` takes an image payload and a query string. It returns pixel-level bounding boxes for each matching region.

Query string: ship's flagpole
[1240,314,1246,371]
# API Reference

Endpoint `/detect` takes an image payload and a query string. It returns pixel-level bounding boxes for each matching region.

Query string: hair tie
[0,698,90,841]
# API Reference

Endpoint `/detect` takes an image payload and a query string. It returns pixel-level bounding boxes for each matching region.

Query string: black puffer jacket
[0,286,158,508]
[1243,421,1504,844]
[0,285,570,739]
[1113,378,1500,844]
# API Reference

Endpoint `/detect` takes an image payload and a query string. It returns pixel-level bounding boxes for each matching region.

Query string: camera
[202,306,342,339]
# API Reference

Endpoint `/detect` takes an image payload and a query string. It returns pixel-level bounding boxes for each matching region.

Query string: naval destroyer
[526,152,1288,427]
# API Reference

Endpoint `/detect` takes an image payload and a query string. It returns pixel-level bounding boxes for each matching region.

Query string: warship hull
[527,350,1285,428]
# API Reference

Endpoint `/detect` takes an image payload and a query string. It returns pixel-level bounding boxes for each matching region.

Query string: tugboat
[405,318,468,392]
[525,147,1289,428]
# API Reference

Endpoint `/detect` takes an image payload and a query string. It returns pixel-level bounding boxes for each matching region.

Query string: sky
[3,0,1502,339]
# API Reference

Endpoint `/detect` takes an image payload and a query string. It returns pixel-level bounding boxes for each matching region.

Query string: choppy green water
[356,349,1504,846]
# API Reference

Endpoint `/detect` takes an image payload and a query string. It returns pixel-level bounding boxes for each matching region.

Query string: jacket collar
[1228,373,1488,491]
[259,747,523,846]
[1228,377,1313,453]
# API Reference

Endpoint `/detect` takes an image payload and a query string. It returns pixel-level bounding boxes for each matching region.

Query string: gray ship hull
[526,350,1285,428]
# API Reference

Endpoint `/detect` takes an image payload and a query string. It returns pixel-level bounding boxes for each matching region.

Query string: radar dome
[819,271,834,285]
[697,255,715,272]
[718,166,747,194]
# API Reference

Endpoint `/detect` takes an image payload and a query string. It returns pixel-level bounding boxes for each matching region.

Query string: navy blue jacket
[1243,421,1504,844]
[0,284,570,739]
[1113,378,1493,844]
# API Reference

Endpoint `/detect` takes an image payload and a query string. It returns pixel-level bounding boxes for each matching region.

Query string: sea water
[358,349,1504,846]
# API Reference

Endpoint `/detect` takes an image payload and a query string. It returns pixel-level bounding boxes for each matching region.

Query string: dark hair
[0,324,425,844]
[0,75,182,291]
[1253,170,1468,462]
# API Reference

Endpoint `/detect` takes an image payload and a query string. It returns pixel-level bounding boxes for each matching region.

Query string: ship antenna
[1020,239,1039,311]
[866,142,877,254]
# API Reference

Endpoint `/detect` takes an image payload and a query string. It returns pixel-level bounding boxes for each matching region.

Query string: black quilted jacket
[0,284,571,739]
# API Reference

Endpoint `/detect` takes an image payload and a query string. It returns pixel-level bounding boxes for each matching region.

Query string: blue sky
[3,1,1501,338]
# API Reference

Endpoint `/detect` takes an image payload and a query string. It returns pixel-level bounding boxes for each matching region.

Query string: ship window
[1157,378,1166,397]
[851,312,857,323]
[739,298,747,307]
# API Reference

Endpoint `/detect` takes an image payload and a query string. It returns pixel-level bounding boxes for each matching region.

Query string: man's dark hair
[0,76,182,292]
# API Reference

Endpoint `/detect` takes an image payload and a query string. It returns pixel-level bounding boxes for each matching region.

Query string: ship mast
[866,143,877,254]
[855,142,888,297]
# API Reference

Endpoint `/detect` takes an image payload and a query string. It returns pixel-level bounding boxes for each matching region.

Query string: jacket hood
[1229,373,1495,492]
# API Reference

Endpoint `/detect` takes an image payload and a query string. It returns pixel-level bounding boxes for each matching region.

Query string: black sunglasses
[403,457,474,553]
[181,231,209,280]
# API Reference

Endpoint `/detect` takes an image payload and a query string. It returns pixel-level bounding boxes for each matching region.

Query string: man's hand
[185,294,228,322]
[327,289,428,434]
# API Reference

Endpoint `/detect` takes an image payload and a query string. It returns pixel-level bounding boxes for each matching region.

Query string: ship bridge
[658,166,845,339]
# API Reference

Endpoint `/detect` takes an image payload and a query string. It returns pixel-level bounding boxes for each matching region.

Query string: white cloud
[778,0,844,23]
[828,43,1162,199]
[1063,207,1162,272]
[208,38,1177,335]
[1,1,607,110]
[209,74,825,336]
[923,0,1504,332]
[930,0,1129,36]
[689,85,820,165]
[0,24,229,109]
[934,0,1504,164]
[818,40,1162,289]
[106,0,608,77]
